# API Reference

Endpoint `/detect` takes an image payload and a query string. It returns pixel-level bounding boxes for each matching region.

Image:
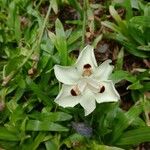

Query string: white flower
[54,45,120,116]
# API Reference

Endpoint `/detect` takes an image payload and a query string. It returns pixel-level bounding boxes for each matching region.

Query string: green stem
[81,0,88,49]
[36,0,43,9]
[38,3,51,46]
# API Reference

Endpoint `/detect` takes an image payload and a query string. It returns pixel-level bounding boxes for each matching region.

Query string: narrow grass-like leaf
[92,34,103,48]
[109,6,127,33]
[92,142,124,150]
[67,29,82,45]
[0,127,20,141]
[101,21,120,33]
[110,70,136,83]
[123,0,133,20]
[28,112,72,122]
[30,132,46,150]
[55,19,68,65]
[26,77,52,106]
[116,127,150,146]
[111,104,143,143]
[130,16,150,27]
[128,24,145,45]
[138,45,150,51]
[115,47,124,70]
[127,81,143,90]
[51,0,58,14]
[45,140,58,150]
[115,34,149,58]
[26,120,68,131]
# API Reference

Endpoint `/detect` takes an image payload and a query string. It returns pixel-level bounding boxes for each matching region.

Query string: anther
[82,64,92,77]
[83,64,91,69]
[70,89,77,96]
[99,86,105,93]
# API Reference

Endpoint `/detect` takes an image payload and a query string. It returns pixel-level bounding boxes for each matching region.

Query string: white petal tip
[84,110,92,116]
[104,59,112,64]
[81,45,94,57]
[54,100,67,108]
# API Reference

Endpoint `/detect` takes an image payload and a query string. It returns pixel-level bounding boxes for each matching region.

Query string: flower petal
[55,84,81,107]
[54,65,80,85]
[75,45,97,73]
[95,81,120,103]
[93,59,114,81]
[77,79,87,93]
[86,78,101,93]
[80,89,96,116]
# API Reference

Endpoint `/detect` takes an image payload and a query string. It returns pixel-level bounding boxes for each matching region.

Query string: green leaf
[128,23,145,45]
[101,21,120,33]
[110,70,136,83]
[0,141,18,150]
[55,19,68,65]
[141,82,150,92]
[137,45,150,51]
[115,47,124,70]
[115,35,149,58]
[28,112,72,122]
[5,56,25,75]
[92,142,124,150]
[14,14,21,41]
[45,134,60,150]
[92,34,103,48]
[127,81,143,90]
[45,140,59,150]
[26,120,68,131]
[111,104,143,143]
[7,2,16,28]
[109,6,122,25]
[116,127,150,146]
[26,77,52,106]
[67,29,82,45]
[51,0,58,14]
[48,31,57,47]
[123,0,133,20]
[130,16,150,27]
[0,127,20,141]
[30,132,46,150]
[109,6,127,33]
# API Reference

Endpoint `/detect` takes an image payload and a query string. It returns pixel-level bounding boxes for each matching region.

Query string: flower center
[82,64,92,77]
[70,86,81,96]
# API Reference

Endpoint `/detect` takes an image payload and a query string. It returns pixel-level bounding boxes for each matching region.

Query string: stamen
[71,89,78,96]
[70,86,81,96]
[82,64,92,77]
[99,86,105,93]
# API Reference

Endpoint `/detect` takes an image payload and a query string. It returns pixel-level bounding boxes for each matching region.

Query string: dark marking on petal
[83,64,91,69]
[99,86,105,93]
[71,89,77,96]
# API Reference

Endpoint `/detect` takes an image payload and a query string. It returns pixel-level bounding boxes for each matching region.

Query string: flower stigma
[82,64,92,77]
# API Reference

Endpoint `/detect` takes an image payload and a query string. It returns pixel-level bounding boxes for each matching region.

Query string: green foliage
[102,3,150,58]
[0,0,149,149]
